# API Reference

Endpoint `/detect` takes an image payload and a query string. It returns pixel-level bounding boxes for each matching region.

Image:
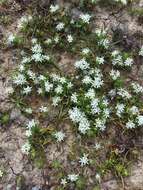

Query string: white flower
[91,98,100,114]
[119,0,127,5]
[110,69,120,80]
[56,22,65,31]
[68,107,90,134]
[121,0,127,4]
[82,48,90,55]
[118,88,131,99]
[82,75,92,84]
[67,35,73,43]
[71,93,78,103]
[79,13,91,23]
[68,107,85,123]
[51,74,59,80]
[55,85,63,94]
[67,174,79,182]
[5,87,14,95]
[52,96,61,106]
[85,88,95,99]
[95,173,101,182]
[21,56,31,64]
[75,59,90,70]
[78,118,90,134]
[37,88,43,94]
[139,46,143,56]
[7,33,15,44]
[96,56,104,65]
[103,108,110,118]
[19,64,25,72]
[91,0,98,3]
[116,103,125,117]
[112,55,123,66]
[54,36,59,43]
[38,75,46,81]
[61,178,67,186]
[129,106,139,115]
[26,119,37,129]
[112,50,120,57]
[31,38,37,44]
[79,154,89,166]
[25,129,32,137]
[45,38,52,45]
[50,4,59,13]
[23,86,32,95]
[111,50,123,66]
[132,82,143,94]
[0,170,3,177]
[95,29,107,37]
[108,89,116,98]
[95,118,106,131]
[126,121,135,129]
[13,74,26,85]
[92,76,103,88]
[137,115,143,126]
[31,44,42,54]
[43,55,50,61]
[98,38,109,49]
[60,77,67,84]
[34,78,39,85]
[54,131,65,142]
[94,143,101,150]
[124,58,133,67]
[67,82,73,89]
[45,81,53,92]
[39,106,48,113]
[102,98,109,106]
[21,142,31,155]
[25,108,33,114]
[32,53,43,62]
[27,70,36,80]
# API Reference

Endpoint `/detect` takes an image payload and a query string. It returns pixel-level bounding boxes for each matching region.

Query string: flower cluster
[54,131,65,142]
[21,142,31,155]
[9,4,143,188]
[13,10,143,138]
[95,29,110,49]
[50,4,59,13]
[69,107,90,134]
[79,13,91,24]
[111,50,133,67]
[21,119,37,154]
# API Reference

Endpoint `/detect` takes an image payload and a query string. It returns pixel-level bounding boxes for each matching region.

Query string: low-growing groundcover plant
[4,1,143,189]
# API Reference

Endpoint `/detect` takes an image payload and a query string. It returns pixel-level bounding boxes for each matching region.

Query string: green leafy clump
[29,126,53,168]
[0,112,10,126]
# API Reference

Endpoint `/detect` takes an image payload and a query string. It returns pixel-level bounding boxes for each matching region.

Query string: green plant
[0,112,10,125]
